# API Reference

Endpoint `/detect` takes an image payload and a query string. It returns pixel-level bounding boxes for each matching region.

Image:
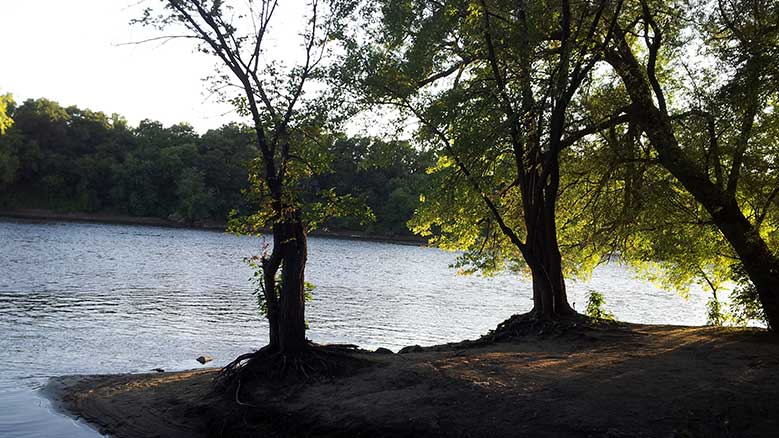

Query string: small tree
[134,0,357,362]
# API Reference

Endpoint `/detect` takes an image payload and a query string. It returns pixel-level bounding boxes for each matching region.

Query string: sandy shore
[46,325,779,438]
[46,324,779,438]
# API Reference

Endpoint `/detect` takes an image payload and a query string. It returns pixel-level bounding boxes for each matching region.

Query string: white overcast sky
[0,0,310,133]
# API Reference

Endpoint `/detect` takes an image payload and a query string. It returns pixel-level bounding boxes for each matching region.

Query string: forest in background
[0,95,432,237]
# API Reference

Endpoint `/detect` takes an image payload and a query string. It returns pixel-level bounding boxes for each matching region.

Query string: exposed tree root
[215,342,371,399]
[484,310,620,342]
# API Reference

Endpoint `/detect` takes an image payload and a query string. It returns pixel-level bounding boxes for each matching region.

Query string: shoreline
[45,324,779,438]
[0,208,427,245]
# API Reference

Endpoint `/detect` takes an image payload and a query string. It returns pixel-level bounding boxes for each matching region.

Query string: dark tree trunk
[708,201,779,330]
[543,158,575,317]
[262,228,283,349]
[606,39,779,330]
[276,219,308,353]
[522,165,575,319]
[526,218,574,318]
[261,211,309,353]
[261,174,309,353]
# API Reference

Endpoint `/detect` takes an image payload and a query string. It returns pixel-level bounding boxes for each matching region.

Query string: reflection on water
[0,219,708,437]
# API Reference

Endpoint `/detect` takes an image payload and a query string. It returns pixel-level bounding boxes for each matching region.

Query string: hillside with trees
[0,96,431,237]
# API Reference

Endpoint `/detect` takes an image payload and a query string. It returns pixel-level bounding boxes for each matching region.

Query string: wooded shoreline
[0,209,427,245]
[45,324,779,438]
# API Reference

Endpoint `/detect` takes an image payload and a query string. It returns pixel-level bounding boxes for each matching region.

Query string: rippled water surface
[0,219,709,437]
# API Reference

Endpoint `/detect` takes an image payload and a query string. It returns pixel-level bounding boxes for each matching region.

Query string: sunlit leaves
[0,93,13,135]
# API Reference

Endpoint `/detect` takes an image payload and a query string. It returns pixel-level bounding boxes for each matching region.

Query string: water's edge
[0,219,710,438]
[0,210,426,245]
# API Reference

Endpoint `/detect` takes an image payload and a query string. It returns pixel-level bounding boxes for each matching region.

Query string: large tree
[600,0,779,329]
[135,0,355,356]
[347,0,626,323]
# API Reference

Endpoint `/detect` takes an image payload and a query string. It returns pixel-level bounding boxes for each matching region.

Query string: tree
[134,0,356,361]
[0,93,13,134]
[348,0,626,323]
[601,0,779,329]
[0,93,19,189]
[199,123,257,218]
[0,91,421,235]
[175,167,216,220]
[304,136,432,236]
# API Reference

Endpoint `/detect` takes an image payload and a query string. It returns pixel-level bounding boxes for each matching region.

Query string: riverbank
[46,324,779,438]
[0,208,427,244]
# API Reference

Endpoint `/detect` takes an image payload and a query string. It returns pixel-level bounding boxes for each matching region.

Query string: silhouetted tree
[134,0,356,360]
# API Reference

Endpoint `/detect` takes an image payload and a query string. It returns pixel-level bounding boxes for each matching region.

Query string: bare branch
[113,34,199,46]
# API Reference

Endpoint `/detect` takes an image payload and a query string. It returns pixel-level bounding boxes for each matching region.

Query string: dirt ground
[46,324,779,438]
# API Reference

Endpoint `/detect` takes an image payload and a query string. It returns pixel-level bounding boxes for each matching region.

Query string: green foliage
[175,168,216,221]
[304,188,376,231]
[557,0,779,322]
[303,136,433,236]
[0,96,424,236]
[0,99,257,221]
[0,94,20,189]
[705,294,732,327]
[0,93,13,134]
[729,264,769,328]
[585,291,615,321]
[245,254,315,318]
[342,0,635,288]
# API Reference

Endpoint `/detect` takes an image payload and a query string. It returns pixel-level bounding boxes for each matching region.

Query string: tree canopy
[0,96,428,237]
[337,0,777,328]
[0,93,13,134]
[585,0,779,328]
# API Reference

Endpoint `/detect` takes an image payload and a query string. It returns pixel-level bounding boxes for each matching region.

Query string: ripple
[0,219,712,437]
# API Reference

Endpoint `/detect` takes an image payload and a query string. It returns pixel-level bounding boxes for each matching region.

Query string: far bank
[0,208,427,245]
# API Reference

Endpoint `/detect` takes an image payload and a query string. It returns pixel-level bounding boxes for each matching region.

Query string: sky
[0,0,309,133]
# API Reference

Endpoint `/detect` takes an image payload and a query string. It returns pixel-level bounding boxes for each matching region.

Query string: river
[0,218,709,437]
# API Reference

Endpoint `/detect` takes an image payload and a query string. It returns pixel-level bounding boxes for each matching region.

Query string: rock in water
[196,355,213,364]
[152,368,165,373]
[374,347,394,354]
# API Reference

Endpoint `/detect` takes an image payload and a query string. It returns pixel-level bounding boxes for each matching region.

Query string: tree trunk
[275,218,309,353]
[606,40,779,330]
[262,226,283,349]
[523,174,574,319]
[526,231,574,318]
[543,158,575,316]
[709,201,779,329]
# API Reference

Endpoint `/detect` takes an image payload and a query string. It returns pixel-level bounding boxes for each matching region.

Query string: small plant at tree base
[585,291,615,321]
[705,295,733,327]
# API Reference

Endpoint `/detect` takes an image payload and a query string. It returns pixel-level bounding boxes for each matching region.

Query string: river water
[0,219,709,437]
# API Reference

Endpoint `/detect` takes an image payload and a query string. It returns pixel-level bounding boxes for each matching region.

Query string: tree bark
[606,38,779,329]
[262,228,283,349]
[522,168,574,319]
[261,209,309,353]
[275,218,309,353]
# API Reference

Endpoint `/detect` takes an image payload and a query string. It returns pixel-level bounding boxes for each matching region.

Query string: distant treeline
[0,97,432,236]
